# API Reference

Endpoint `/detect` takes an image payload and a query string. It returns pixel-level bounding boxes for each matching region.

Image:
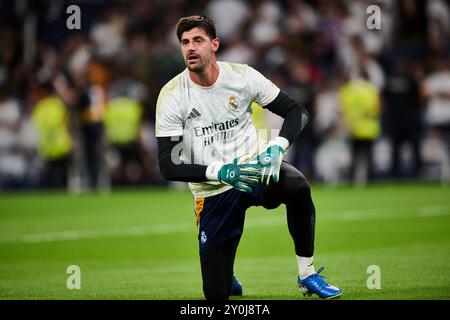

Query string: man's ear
[212,38,220,53]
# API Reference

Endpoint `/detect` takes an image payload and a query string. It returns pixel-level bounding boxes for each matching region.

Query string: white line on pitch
[0,205,448,244]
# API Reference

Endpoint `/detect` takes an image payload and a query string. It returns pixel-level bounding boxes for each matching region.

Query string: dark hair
[176,15,217,42]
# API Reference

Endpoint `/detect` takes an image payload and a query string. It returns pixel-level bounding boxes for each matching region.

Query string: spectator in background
[397,0,428,55]
[90,8,127,59]
[284,57,317,180]
[32,81,73,189]
[53,57,109,190]
[81,58,110,190]
[427,0,450,57]
[206,0,250,43]
[0,83,25,188]
[218,35,256,65]
[422,56,450,182]
[103,96,144,185]
[384,57,423,179]
[347,36,385,90]
[285,0,319,36]
[314,72,350,185]
[248,0,282,47]
[339,74,381,185]
[17,85,41,189]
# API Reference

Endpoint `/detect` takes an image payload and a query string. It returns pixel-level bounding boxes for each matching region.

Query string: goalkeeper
[156,15,341,300]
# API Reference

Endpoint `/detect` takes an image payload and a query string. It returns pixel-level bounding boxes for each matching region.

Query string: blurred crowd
[0,0,449,191]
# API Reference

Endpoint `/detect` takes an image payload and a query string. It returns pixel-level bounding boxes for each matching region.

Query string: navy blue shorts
[193,162,302,253]
[194,185,271,253]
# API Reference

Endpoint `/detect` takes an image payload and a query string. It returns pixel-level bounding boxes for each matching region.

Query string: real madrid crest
[228,95,239,111]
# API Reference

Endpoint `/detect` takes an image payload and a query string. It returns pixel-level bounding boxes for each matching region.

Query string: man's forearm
[157,137,208,182]
[160,162,208,182]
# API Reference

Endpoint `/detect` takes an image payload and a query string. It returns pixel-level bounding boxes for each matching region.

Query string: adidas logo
[187,108,202,119]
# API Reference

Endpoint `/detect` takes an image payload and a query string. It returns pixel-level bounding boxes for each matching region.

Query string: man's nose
[186,41,195,52]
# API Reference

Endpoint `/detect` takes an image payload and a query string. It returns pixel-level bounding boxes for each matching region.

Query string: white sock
[297,255,315,280]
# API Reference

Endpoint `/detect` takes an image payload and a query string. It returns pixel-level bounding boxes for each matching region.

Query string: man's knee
[281,164,311,202]
[261,163,311,208]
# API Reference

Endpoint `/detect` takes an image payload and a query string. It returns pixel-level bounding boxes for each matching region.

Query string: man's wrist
[206,161,224,181]
[268,136,289,152]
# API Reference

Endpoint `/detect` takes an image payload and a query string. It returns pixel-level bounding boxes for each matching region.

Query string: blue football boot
[297,266,342,299]
[231,275,243,296]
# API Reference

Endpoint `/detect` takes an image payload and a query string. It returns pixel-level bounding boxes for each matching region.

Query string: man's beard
[187,64,205,72]
[186,55,209,73]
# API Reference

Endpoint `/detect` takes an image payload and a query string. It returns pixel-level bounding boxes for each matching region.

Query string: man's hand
[254,137,289,186]
[218,162,260,193]
[206,155,261,193]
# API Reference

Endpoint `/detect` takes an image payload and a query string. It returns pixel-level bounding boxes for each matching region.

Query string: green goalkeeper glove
[218,163,261,193]
[206,155,261,193]
[255,137,289,186]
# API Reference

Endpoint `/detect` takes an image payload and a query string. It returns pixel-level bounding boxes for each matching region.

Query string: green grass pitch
[0,183,449,300]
